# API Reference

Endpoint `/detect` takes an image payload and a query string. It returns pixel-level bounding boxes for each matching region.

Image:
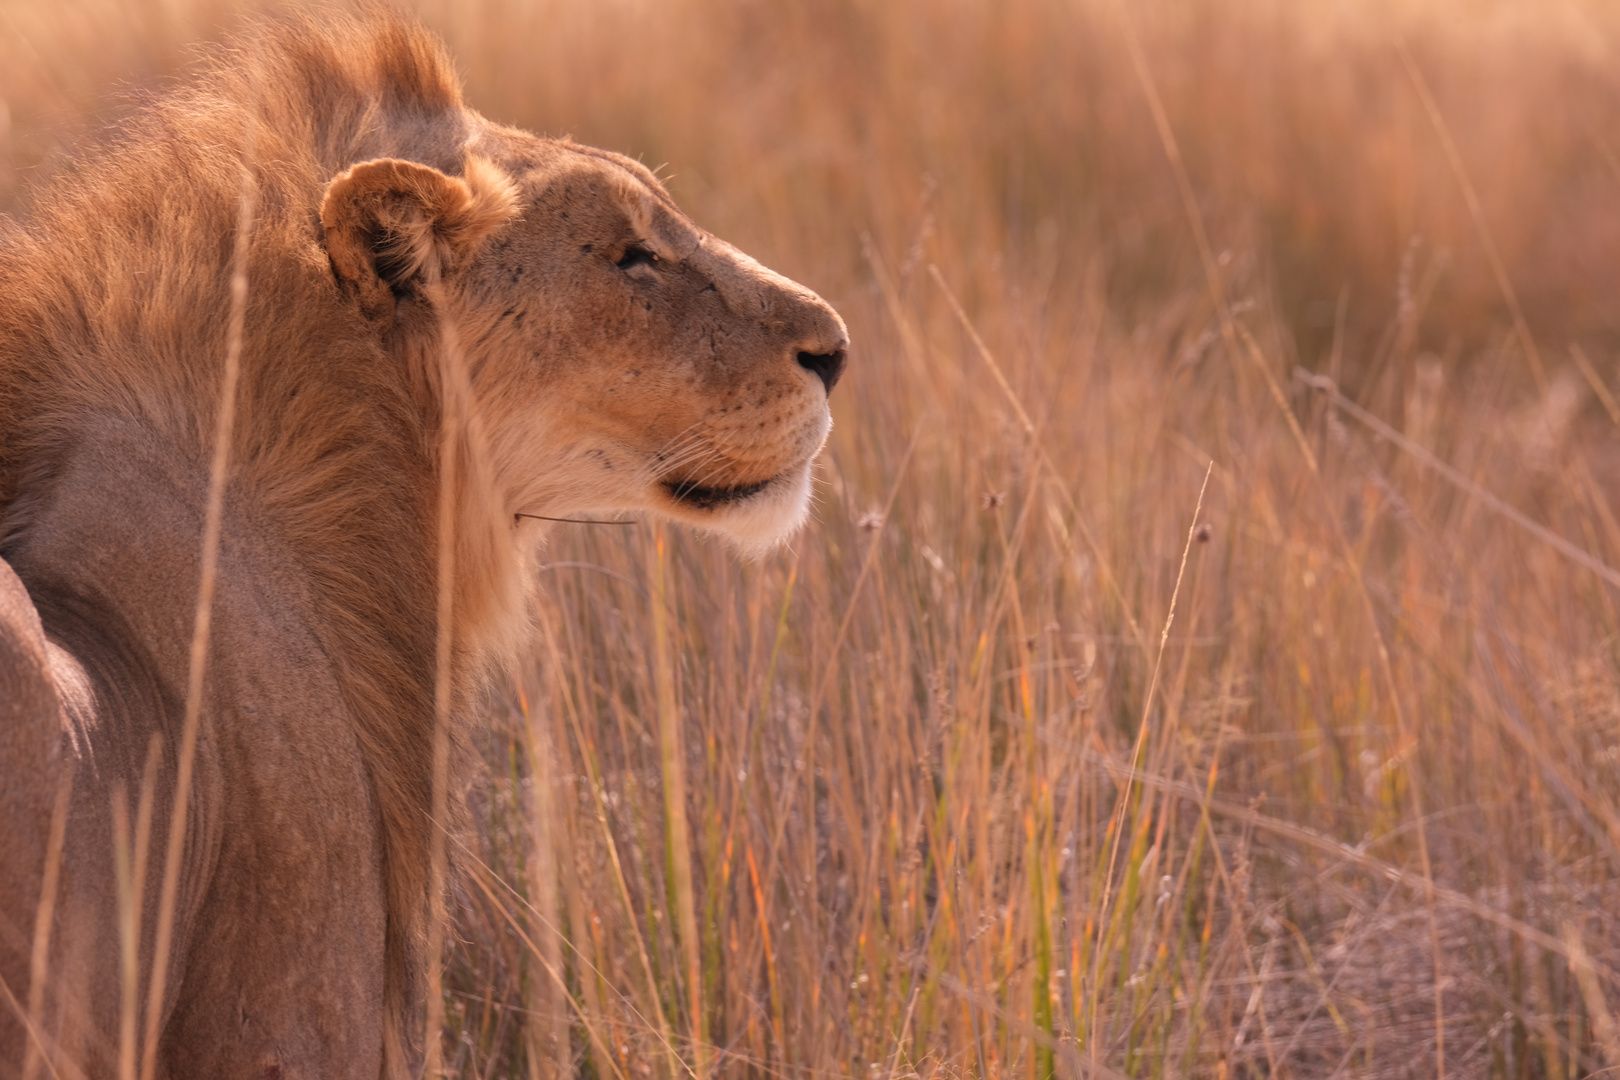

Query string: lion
[0,12,846,1078]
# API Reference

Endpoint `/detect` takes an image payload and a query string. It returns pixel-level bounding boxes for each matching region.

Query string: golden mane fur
[0,11,846,1075]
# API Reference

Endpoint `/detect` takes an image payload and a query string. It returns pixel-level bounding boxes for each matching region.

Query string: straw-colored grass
[7,0,1620,1075]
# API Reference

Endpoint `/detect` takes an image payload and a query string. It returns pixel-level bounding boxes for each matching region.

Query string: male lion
[0,13,846,1078]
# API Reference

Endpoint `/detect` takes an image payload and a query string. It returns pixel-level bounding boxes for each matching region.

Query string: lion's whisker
[644,429,717,479]
[632,431,723,488]
[651,419,710,461]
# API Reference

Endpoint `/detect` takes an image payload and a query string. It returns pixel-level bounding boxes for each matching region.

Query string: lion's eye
[616,244,660,271]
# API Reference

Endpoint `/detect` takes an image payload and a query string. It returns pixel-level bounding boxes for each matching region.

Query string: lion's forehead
[471,129,822,302]
[521,176,699,265]
[629,198,704,261]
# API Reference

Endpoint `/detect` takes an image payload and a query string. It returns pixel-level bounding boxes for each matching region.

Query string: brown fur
[0,12,846,1076]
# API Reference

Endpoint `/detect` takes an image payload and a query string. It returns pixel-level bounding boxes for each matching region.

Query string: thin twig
[21,762,73,1080]
[1044,727,1620,984]
[534,605,688,1075]
[1397,40,1546,392]
[425,296,470,1080]
[0,973,64,1080]
[647,521,708,1078]
[1296,368,1620,592]
[756,424,923,983]
[1113,0,1238,368]
[927,264,1150,658]
[1086,464,1211,1056]
[515,512,635,526]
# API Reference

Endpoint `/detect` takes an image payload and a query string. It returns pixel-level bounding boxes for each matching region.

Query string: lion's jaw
[452,142,848,556]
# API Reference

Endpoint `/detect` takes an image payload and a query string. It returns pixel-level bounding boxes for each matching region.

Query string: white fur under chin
[700,461,815,559]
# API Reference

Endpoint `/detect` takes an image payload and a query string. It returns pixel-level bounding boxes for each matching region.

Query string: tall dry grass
[8,0,1620,1075]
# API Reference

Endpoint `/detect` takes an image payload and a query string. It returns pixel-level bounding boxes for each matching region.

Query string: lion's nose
[797,346,847,394]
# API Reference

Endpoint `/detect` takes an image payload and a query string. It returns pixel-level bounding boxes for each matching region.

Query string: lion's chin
[661,461,815,558]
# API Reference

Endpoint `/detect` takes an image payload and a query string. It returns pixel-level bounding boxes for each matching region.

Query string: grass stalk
[425,302,465,1080]
[20,763,74,1080]
[647,522,708,1078]
[139,110,256,1080]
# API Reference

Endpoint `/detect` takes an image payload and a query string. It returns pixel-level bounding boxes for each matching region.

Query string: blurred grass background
[8,0,1620,1076]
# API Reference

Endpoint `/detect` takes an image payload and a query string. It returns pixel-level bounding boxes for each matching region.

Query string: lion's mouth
[662,476,773,510]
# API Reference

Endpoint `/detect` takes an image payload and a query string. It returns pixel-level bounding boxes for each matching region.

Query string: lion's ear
[320,156,518,320]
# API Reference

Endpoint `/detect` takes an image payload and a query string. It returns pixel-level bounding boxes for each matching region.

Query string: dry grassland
[6,0,1620,1076]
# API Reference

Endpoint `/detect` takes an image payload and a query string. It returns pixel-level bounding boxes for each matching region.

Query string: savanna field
[7,0,1620,1076]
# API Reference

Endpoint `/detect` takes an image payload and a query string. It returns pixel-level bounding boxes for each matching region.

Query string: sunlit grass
[8,0,1620,1076]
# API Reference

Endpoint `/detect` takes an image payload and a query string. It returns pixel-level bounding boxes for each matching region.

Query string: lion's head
[320,139,848,557]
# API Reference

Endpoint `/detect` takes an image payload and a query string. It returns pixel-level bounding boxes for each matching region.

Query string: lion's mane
[0,14,493,1049]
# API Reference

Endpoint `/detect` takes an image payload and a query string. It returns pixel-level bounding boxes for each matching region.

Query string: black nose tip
[797,348,847,394]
